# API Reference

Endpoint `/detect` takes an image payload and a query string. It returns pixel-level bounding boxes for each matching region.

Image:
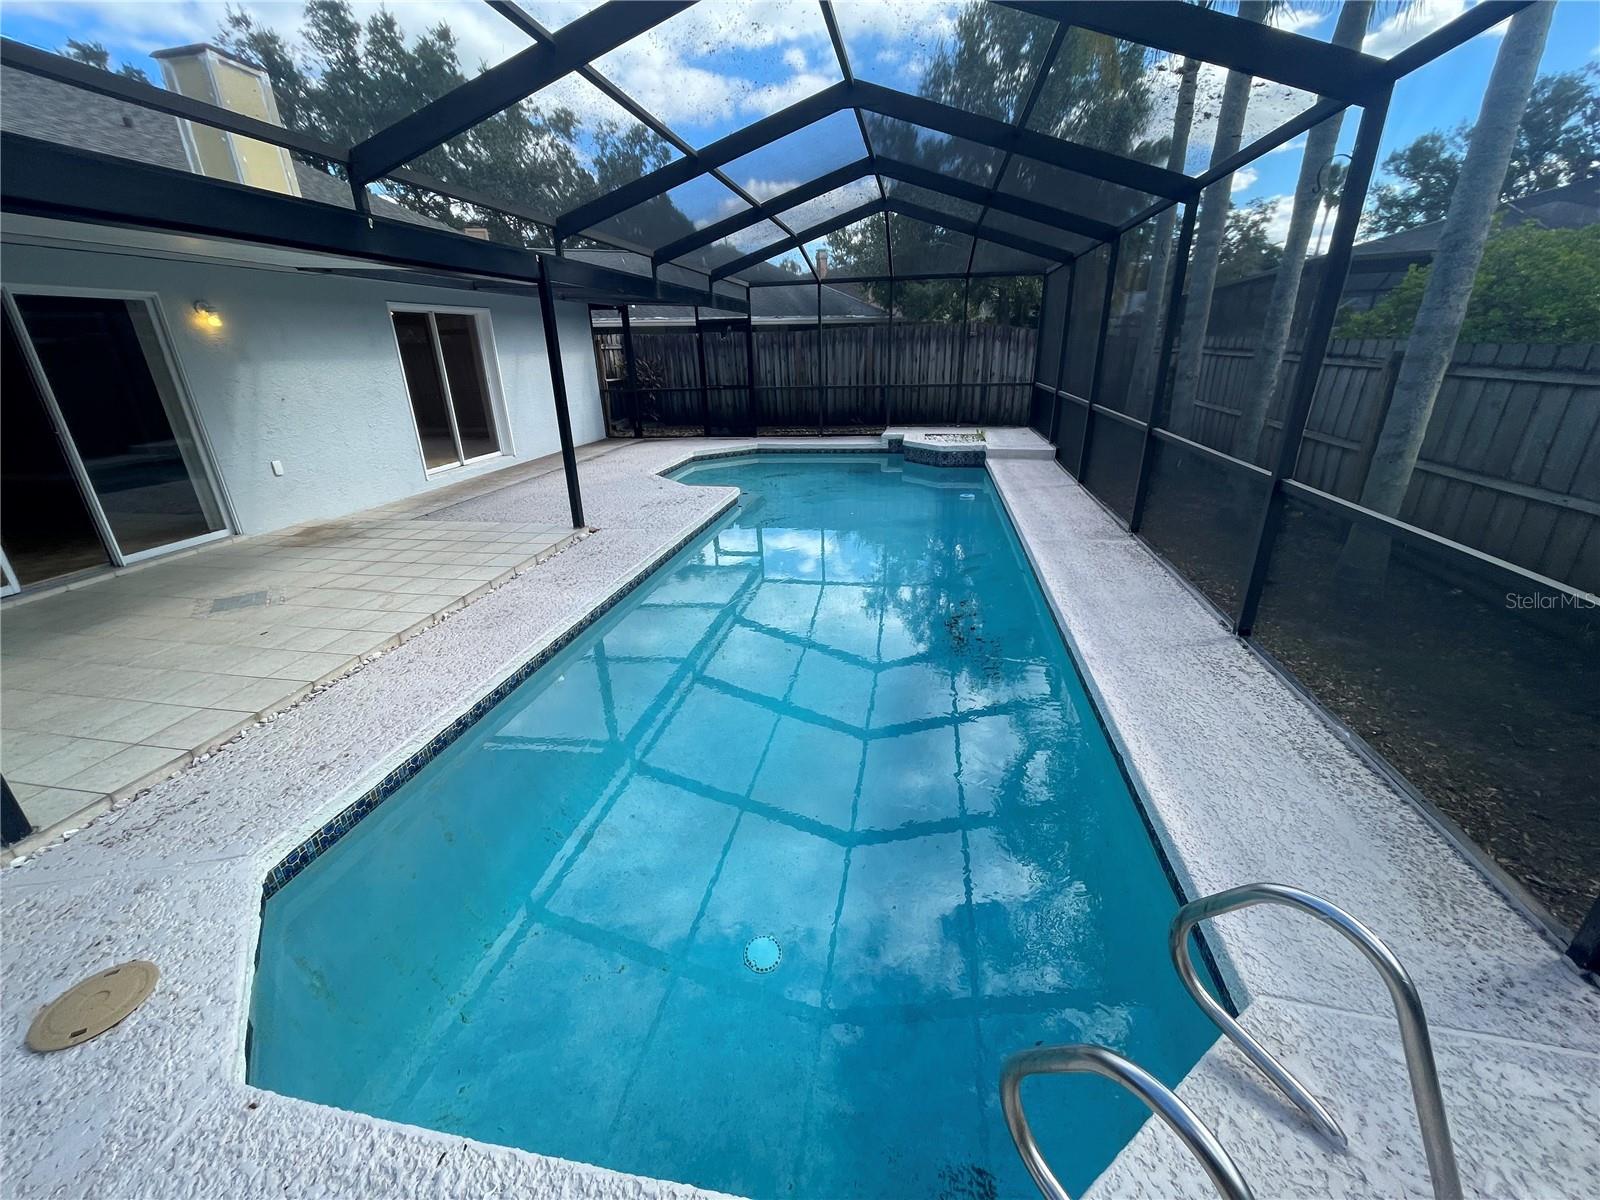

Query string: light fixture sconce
[193,301,223,330]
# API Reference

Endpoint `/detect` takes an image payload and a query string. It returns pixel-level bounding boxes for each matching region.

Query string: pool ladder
[1000,883,1462,1200]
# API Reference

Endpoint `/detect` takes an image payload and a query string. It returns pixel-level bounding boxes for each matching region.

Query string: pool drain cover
[27,961,158,1053]
[743,935,782,974]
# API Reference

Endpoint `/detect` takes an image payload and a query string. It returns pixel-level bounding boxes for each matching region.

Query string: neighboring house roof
[0,64,453,232]
[1352,174,1600,264]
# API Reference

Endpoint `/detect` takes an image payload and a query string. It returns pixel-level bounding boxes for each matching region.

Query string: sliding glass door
[1,292,228,588]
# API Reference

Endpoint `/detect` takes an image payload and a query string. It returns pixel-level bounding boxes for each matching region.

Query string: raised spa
[248,454,1220,1198]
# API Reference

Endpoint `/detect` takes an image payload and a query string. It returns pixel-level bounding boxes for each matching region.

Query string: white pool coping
[1,436,1593,1199]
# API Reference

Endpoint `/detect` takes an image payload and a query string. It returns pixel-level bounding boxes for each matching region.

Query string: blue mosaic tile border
[260,441,988,902]
[903,441,987,468]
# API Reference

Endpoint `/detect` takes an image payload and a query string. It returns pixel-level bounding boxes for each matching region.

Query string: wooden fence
[593,319,1038,432]
[1172,335,1600,591]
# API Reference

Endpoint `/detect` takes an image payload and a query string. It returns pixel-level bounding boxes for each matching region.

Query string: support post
[1048,262,1076,447]
[816,281,825,435]
[536,266,586,529]
[2,777,31,847]
[618,304,642,439]
[1128,201,1199,533]
[744,314,759,436]
[1234,90,1391,636]
[1569,895,1600,972]
[955,276,973,424]
[693,306,712,436]
[885,278,896,427]
[1075,235,1122,483]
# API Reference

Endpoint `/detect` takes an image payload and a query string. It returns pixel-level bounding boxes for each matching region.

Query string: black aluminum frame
[9,1,1585,941]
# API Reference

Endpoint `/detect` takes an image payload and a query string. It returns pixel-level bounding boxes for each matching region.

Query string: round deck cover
[26,961,159,1052]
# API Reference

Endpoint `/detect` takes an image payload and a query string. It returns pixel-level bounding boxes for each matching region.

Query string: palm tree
[1231,1,1372,465]
[1165,0,1271,438]
[1339,0,1555,580]
[1316,159,1348,254]
[1124,54,1201,411]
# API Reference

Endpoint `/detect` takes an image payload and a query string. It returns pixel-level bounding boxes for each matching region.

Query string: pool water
[249,454,1220,1198]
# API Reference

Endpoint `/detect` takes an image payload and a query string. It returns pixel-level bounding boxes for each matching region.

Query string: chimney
[151,44,301,197]
[463,226,491,241]
[815,248,829,279]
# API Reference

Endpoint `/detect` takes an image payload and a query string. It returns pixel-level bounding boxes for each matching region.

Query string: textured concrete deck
[0,435,1592,1200]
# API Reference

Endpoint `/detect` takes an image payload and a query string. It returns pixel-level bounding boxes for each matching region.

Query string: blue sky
[3,0,1595,259]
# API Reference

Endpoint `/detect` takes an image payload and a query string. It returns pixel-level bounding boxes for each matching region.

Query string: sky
[2,0,1595,265]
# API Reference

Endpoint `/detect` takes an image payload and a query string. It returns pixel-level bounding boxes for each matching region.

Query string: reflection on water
[250,455,1218,1199]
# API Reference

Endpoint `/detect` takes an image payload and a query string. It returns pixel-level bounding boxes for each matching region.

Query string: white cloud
[1268,6,1328,37]
[1231,166,1259,193]
[1139,55,1320,174]
[1363,0,1507,60]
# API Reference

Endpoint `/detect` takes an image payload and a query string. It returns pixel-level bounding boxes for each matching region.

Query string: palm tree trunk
[1125,56,1199,412]
[1233,1,1371,465]
[1166,0,1269,439]
[1340,1,1555,580]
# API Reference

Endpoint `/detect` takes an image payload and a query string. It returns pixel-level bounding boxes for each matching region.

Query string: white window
[391,309,504,472]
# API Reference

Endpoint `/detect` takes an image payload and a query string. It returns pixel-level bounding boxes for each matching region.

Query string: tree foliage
[824,9,1160,316]
[1366,66,1599,235]
[61,39,147,82]
[213,1,672,246]
[1217,197,1283,284]
[1336,221,1600,342]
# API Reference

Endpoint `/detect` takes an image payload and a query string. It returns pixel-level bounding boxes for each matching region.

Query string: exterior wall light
[193,301,223,330]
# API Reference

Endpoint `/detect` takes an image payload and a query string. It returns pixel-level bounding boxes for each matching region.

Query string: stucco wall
[1,240,605,535]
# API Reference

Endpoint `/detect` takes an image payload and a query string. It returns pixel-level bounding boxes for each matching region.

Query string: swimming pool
[248,453,1221,1198]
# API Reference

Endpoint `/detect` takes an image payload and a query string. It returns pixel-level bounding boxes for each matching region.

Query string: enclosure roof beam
[1,133,552,285]
[883,198,1072,265]
[709,199,885,281]
[744,269,1038,287]
[819,0,892,262]
[654,153,1111,269]
[561,76,1190,240]
[997,1,1385,105]
[653,158,873,265]
[875,159,1114,242]
[0,37,666,256]
[487,1,820,279]
[348,1,691,185]
[555,82,850,240]
[851,82,1191,200]
[1376,1,1534,81]
[0,37,343,161]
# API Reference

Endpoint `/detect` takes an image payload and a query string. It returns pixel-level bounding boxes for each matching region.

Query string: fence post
[1349,342,1405,496]
[1075,235,1122,483]
[619,304,642,439]
[1129,202,1199,533]
[744,313,759,436]
[1235,89,1391,637]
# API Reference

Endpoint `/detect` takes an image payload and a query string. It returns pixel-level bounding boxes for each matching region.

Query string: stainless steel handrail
[999,1043,1254,1200]
[1170,883,1463,1200]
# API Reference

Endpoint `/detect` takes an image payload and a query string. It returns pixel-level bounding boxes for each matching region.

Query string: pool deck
[2,433,1594,1199]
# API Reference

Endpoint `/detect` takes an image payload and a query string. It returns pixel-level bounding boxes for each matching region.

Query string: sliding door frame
[386,302,513,477]
[2,286,234,573]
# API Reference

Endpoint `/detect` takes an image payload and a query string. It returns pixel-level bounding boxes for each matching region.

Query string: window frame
[387,303,511,477]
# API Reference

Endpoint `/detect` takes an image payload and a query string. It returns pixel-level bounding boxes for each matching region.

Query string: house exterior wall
[1,239,605,536]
